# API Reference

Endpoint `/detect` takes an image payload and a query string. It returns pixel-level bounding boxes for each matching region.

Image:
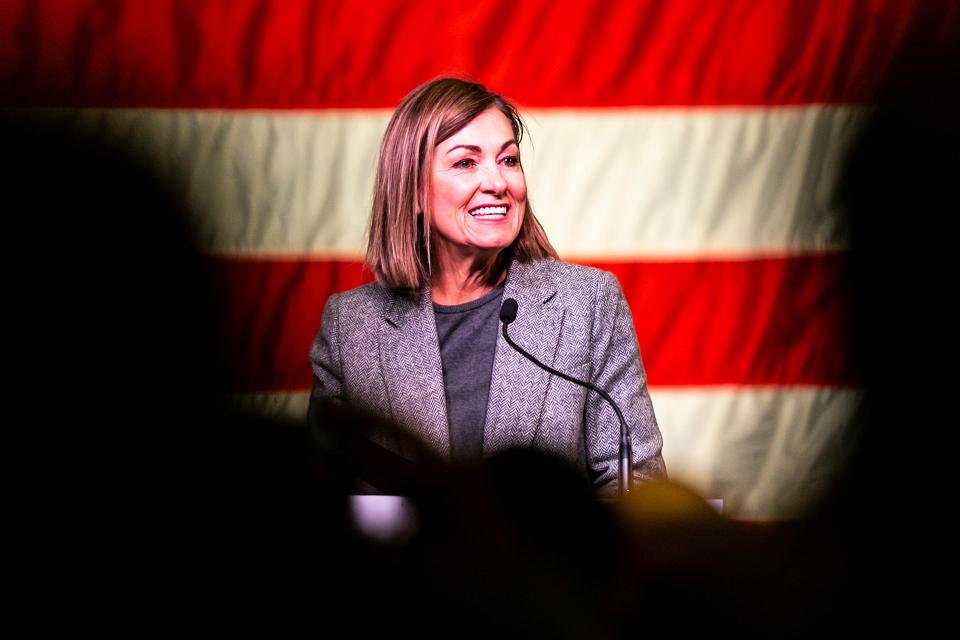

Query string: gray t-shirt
[433,284,505,462]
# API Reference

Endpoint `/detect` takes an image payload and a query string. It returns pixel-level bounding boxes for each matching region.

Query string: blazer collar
[500,257,559,309]
[379,284,450,457]
[379,257,563,459]
[483,258,564,455]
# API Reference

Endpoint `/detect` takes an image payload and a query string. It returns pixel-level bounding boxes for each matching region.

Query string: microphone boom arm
[500,310,634,497]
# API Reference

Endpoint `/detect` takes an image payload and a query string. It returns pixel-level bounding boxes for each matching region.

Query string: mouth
[468,204,509,218]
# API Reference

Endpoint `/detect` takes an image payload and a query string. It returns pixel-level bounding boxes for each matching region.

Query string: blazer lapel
[379,287,451,458]
[483,259,563,455]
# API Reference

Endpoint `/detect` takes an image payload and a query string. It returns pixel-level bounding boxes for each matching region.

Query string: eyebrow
[445,139,519,155]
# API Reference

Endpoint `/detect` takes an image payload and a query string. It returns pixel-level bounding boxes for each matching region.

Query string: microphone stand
[499,299,633,497]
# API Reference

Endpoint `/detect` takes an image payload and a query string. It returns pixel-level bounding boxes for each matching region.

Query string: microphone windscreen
[500,298,518,323]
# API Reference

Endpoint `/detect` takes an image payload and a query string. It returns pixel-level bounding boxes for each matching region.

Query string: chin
[475,239,517,253]
[472,228,521,248]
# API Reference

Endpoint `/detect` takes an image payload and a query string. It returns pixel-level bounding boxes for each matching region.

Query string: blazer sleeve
[585,271,667,494]
[308,293,345,424]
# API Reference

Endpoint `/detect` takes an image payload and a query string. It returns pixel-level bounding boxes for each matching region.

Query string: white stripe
[18,106,867,257]
[227,388,863,520]
[524,107,866,257]
[652,387,863,519]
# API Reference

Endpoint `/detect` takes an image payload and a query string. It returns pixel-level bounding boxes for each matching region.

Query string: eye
[500,155,520,167]
[453,158,476,169]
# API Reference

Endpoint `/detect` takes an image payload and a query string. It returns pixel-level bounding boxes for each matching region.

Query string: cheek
[509,173,528,202]
[432,176,471,211]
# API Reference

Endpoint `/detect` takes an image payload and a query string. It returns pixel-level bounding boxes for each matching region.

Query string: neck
[430,247,509,305]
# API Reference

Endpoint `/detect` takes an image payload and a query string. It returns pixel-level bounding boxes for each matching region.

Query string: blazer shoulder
[531,258,620,302]
[327,281,393,325]
[550,259,614,284]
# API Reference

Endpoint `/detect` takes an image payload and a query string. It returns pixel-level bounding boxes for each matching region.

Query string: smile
[468,205,508,218]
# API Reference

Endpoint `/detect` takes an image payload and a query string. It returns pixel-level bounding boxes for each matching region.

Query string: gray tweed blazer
[308,257,666,493]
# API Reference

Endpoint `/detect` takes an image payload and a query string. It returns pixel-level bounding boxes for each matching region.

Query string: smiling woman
[429,108,528,304]
[309,77,666,494]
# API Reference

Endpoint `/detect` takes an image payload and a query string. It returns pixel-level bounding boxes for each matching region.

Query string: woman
[309,77,665,495]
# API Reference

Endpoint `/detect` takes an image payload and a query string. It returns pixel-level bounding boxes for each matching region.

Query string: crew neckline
[432,283,506,314]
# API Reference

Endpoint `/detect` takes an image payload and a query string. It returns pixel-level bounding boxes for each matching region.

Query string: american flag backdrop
[3,0,957,518]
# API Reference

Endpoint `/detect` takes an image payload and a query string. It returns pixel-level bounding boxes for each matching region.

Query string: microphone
[499,298,634,497]
[499,298,518,324]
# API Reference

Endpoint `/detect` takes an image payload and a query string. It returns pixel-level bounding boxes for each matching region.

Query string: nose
[480,162,507,195]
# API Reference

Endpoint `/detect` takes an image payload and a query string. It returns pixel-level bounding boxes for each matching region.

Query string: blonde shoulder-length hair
[365,77,558,291]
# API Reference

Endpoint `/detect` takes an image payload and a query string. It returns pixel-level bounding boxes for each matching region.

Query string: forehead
[439,108,516,149]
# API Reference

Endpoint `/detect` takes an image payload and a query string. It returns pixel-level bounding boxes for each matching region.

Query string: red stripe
[208,257,370,393]
[208,254,855,393]
[597,256,856,387]
[2,0,955,108]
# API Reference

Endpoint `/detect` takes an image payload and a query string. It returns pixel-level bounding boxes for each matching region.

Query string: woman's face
[429,107,526,262]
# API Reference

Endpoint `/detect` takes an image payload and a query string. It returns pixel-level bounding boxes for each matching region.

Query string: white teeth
[469,206,508,217]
